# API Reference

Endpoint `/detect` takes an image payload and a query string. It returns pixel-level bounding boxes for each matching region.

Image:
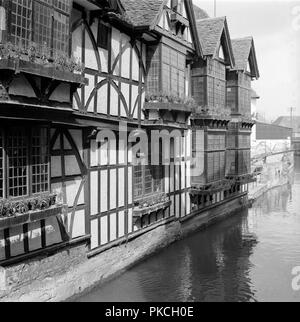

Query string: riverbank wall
[249,151,294,202]
[0,194,246,302]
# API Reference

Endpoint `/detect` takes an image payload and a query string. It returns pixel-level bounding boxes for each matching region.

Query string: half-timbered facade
[0,0,260,268]
[0,0,203,263]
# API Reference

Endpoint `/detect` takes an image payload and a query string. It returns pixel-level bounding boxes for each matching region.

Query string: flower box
[0,59,86,86]
[144,102,192,113]
[0,204,65,230]
[133,200,171,218]
[133,193,171,218]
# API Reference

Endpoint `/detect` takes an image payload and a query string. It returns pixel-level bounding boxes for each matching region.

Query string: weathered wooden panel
[100,216,108,245]
[110,169,117,210]
[90,219,99,250]
[66,178,84,208]
[90,171,98,216]
[100,170,108,213]
[46,217,63,246]
[118,168,125,207]
[28,221,42,252]
[97,82,108,114]
[110,213,117,242]
[85,29,98,70]
[118,211,125,238]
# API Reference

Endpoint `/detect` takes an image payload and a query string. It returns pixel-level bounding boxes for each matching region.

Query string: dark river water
[77,157,300,302]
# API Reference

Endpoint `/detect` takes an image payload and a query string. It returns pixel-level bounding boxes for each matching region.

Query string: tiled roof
[120,0,164,27]
[231,37,253,71]
[196,17,226,56]
[273,116,300,132]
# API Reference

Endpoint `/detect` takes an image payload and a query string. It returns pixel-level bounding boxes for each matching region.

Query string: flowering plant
[0,193,57,218]
[0,41,84,73]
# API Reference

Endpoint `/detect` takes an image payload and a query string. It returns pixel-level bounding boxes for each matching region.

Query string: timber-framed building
[0,0,259,274]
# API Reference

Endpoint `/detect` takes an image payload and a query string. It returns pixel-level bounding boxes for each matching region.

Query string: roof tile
[196,17,226,56]
[120,0,163,27]
[231,37,253,71]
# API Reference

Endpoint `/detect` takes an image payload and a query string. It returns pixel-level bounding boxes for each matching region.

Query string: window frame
[133,140,164,202]
[0,125,51,201]
[133,163,164,201]
[146,43,187,98]
[7,0,72,56]
[206,133,226,183]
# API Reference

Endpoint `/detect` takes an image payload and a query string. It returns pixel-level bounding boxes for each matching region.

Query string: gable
[196,17,234,67]
[231,37,260,78]
[117,0,202,57]
[152,0,202,56]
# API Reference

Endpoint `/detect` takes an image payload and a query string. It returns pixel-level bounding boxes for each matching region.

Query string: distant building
[273,116,300,154]
[252,122,292,157]
[273,116,300,139]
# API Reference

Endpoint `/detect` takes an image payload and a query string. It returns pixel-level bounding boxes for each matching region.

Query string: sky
[193,0,300,122]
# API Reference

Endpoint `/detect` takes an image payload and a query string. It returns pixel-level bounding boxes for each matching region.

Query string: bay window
[133,143,163,201]
[206,134,226,183]
[0,126,50,199]
[134,164,163,200]
[147,44,187,98]
[8,0,71,55]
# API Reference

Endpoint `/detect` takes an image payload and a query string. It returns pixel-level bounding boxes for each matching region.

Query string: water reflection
[77,156,300,302]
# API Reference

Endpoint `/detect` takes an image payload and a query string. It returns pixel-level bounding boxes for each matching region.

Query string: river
[77,156,300,302]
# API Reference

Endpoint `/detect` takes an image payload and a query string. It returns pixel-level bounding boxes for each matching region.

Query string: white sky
[193,0,300,122]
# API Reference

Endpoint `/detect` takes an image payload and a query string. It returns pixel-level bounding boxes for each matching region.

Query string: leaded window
[161,45,186,97]
[206,133,226,183]
[133,142,163,201]
[10,0,32,48]
[146,44,187,98]
[134,163,163,200]
[9,0,71,55]
[32,128,49,194]
[7,128,29,197]
[0,127,50,199]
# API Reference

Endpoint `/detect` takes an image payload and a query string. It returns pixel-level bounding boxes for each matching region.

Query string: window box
[226,173,257,184]
[133,193,171,218]
[0,57,86,86]
[0,204,65,231]
[144,102,192,113]
[190,179,234,196]
[144,100,193,126]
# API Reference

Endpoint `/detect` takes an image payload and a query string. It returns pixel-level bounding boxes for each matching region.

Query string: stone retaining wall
[0,196,245,302]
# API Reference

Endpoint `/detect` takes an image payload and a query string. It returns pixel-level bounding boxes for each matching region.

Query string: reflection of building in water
[131,208,258,302]
[253,184,292,214]
[167,212,257,302]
